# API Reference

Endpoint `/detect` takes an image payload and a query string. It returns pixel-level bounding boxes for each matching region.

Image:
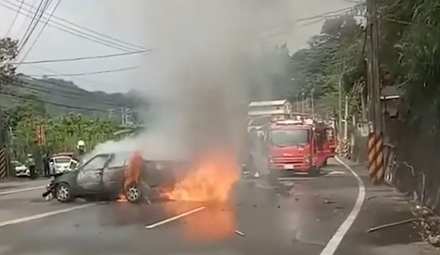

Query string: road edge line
[145,206,206,229]
[0,203,95,228]
[319,157,366,255]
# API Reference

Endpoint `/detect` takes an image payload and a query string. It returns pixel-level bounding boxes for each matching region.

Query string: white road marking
[0,204,95,228]
[326,170,347,175]
[145,206,206,229]
[278,177,310,180]
[0,185,46,195]
[319,157,366,255]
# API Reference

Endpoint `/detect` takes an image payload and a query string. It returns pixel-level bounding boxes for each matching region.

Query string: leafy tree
[0,37,19,148]
[0,37,18,86]
[288,12,365,114]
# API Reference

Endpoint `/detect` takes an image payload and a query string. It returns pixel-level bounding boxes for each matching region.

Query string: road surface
[0,159,397,255]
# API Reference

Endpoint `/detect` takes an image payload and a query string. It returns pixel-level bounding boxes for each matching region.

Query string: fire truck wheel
[322,159,328,167]
[308,167,321,177]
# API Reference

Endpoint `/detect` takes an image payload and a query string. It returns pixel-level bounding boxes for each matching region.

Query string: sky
[0,0,355,93]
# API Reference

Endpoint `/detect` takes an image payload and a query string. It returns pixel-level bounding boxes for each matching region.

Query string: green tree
[289,12,365,114]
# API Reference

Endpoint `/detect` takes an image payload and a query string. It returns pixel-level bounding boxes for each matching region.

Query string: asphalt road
[0,159,362,255]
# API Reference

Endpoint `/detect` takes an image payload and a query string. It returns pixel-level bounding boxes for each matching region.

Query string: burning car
[42,151,189,203]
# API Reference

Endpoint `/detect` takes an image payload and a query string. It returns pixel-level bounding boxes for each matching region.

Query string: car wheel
[55,183,73,203]
[124,183,142,203]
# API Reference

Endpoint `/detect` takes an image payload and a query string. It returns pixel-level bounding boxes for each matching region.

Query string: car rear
[142,160,190,188]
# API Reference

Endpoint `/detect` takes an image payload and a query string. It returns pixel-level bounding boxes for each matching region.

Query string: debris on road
[234,230,245,237]
[323,199,335,204]
[367,218,424,233]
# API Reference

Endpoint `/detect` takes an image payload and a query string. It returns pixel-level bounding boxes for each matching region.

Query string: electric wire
[17,0,47,52]
[26,65,139,77]
[10,50,148,65]
[4,0,24,37]
[3,0,145,52]
[17,0,61,67]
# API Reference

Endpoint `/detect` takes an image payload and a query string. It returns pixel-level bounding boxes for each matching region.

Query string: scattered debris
[323,199,334,204]
[235,230,245,237]
[367,218,424,233]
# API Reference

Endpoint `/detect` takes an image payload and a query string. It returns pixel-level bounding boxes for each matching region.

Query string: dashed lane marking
[0,185,46,196]
[145,206,206,229]
[0,204,95,228]
[319,157,366,255]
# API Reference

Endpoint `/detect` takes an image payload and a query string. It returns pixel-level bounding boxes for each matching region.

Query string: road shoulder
[334,157,439,255]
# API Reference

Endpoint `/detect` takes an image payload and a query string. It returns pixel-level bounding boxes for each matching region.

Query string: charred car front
[43,152,188,203]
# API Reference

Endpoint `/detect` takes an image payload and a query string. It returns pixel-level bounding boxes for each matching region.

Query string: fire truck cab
[264,120,322,176]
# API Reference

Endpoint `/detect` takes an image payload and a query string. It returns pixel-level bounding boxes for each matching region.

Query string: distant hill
[1,75,141,119]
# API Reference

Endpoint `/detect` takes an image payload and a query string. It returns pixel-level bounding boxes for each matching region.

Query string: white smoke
[89,0,297,161]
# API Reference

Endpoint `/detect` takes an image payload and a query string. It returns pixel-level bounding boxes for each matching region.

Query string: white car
[49,156,78,174]
[12,161,30,177]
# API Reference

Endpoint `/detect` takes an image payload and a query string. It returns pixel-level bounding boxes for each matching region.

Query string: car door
[313,130,327,167]
[102,153,128,193]
[76,154,110,193]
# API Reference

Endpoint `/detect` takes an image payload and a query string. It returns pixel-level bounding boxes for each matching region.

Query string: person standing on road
[249,130,280,190]
[73,140,86,163]
[42,153,50,177]
[25,154,36,179]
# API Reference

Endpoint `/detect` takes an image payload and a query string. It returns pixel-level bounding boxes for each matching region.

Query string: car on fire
[43,151,189,203]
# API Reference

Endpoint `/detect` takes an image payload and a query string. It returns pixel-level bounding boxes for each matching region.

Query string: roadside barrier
[368,132,384,184]
[338,139,350,158]
[0,148,6,179]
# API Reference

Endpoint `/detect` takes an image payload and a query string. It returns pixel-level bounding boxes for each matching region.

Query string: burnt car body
[43,151,189,203]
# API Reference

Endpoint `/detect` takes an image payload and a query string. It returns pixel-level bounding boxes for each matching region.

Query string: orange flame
[117,151,143,202]
[162,149,239,240]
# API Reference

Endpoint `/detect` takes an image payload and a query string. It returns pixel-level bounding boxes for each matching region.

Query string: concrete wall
[384,103,440,214]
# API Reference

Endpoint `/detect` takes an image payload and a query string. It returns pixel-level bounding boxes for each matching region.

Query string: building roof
[248,100,288,107]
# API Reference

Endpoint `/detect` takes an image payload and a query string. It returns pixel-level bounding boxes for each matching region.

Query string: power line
[0,0,143,52]
[4,0,146,52]
[295,6,361,23]
[17,0,62,67]
[26,65,139,77]
[9,50,149,64]
[4,0,24,37]
[24,64,121,87]
[14,0,38,39]
[17,0,48,52]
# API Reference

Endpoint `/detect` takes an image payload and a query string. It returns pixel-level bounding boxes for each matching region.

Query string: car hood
[54,169,78,178]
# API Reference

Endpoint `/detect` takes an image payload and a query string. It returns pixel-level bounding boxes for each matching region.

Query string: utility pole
[108,109,114,120]
[124,108,131,125]
[338,76,343,138]
[301,92,305,113]
[120,107,125,125]
[311,88,315,118]
[343,95,349,140]
[366,0,384,183]
[296,94,300,112]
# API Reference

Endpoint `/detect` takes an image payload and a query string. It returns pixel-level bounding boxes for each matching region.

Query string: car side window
[82,155,109,172]
[107,153,128,168]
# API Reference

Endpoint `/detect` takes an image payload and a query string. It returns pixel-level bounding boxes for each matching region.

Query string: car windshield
[54,157,71,164]
[13,161,23,167]
[269,129,309,147]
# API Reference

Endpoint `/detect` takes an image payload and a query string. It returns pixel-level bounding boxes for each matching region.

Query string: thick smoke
[92,0,296,161]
